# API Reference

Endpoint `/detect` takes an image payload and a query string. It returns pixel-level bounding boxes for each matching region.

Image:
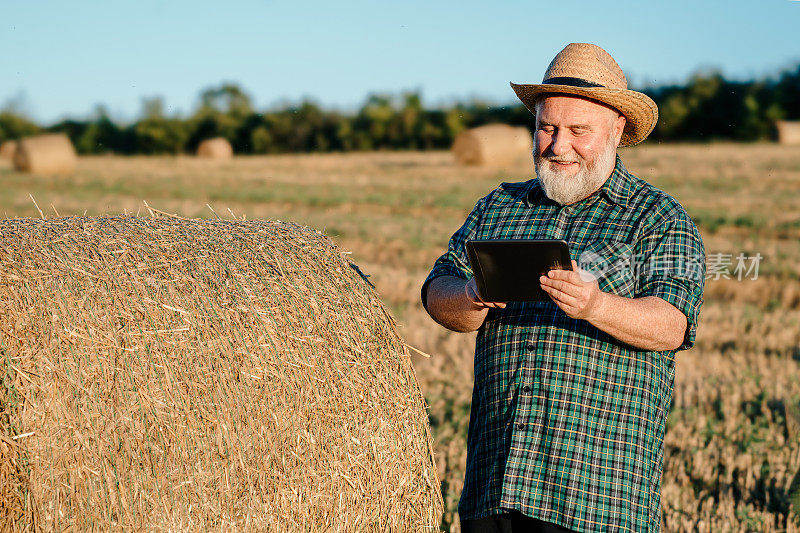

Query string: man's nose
[550,131,571,156]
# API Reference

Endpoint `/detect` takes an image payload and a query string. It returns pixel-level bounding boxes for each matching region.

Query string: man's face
[534,95,626,205]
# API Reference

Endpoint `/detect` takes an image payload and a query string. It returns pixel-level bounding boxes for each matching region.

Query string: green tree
[134,97,188,154]
[72,105,134,154]
[775,66,800,119]
[0,111,39,143]
[198,83,253,118]
[354,94,395,149]
[187,83,253,152]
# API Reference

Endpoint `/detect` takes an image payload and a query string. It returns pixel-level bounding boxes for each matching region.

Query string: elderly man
[422,43,705,532]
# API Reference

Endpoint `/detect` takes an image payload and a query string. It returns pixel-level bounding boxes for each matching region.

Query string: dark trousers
[461,512,578,533]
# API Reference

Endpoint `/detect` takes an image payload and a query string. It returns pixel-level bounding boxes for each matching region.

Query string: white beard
[534,136,617,206]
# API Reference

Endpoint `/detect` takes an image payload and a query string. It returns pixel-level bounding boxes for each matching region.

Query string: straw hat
[510,43,658,146]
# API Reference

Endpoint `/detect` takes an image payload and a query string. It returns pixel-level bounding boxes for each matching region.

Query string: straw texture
[12,134,77,175]
[197,137,234,159]
[0,216,442,531]
[451,124,532,168]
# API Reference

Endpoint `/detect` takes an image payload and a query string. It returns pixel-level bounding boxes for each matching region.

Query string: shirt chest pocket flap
[577,239,636,297]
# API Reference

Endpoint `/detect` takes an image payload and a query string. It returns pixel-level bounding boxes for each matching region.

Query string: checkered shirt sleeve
[634,207,706,350]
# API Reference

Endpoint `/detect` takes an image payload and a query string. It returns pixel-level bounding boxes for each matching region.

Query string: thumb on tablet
[465,278,507,309]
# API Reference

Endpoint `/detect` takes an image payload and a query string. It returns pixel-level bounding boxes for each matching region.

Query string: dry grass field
[2,143,800,531]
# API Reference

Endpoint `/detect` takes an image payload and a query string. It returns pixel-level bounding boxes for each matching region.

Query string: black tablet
[465,239,572,302]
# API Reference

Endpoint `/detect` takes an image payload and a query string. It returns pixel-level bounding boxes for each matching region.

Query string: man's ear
[613,114,626,147]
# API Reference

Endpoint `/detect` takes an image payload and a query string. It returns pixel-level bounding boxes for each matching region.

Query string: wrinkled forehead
[534,94,622,123]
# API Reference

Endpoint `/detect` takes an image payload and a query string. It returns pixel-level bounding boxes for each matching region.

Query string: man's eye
[540,127,555,134]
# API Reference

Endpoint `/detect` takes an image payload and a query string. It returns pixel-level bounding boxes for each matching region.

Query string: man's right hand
[424,276,506,333]
[465,278,507,310]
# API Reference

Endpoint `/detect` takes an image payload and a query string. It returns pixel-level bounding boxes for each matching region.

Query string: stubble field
[2,143,800,531]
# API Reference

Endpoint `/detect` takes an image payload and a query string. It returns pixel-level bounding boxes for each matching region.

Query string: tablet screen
[465,239,572,302]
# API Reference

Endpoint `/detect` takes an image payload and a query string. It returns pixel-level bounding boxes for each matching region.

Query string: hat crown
[542,43,627,90]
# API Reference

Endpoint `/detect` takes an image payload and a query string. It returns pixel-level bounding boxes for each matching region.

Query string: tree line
[1,64,799,155]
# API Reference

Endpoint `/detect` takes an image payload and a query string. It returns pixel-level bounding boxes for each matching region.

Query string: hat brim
[510,82,658,146]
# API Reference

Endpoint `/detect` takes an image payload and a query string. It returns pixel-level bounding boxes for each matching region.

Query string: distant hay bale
[12,134,77,175]
[0,216,442,531]
[452,124,533,168]
[777,121,800,146]
[197,137,233,159]
[0,140,17,160]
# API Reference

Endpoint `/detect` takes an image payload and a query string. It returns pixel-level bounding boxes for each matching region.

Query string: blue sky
[2,0,798,124]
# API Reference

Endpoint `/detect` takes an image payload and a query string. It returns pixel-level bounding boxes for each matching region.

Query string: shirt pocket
[577,239,636,297]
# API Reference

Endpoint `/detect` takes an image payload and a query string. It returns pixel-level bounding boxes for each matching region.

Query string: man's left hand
[540,260,604,320]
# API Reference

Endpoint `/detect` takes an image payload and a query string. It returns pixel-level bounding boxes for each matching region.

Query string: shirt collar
[599,155,631,208]
[525,179,547,207]
[525,154,631,209]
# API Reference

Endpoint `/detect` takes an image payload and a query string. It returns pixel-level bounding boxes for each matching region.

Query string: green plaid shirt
[423,156,705,532]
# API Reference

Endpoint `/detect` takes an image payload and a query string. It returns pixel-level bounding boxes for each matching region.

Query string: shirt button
[516,422,525,430]
[523,385,532,393]
[526,342,535,351]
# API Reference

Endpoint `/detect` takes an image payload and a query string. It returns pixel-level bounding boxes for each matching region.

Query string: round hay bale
[776,120,800,146]
[197,137,233,159]
[0,140,17,160]
[452,123,533,168]
[12,134,77,175]
[0,216,442,531]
